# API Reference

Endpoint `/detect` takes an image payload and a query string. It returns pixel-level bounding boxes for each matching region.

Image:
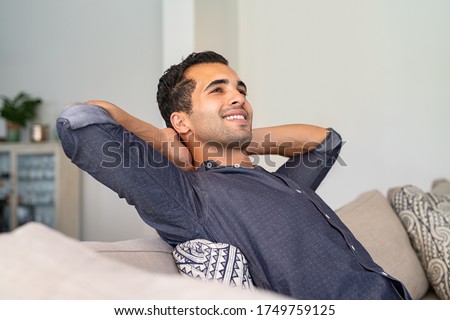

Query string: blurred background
[1,0,449,241]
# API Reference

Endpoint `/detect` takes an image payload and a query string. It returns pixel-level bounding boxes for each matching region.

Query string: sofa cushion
[391,185,450,300]
[432,179,450,197]
[83,237,179,275]
[336,189,429,299]
[0,222,286,299]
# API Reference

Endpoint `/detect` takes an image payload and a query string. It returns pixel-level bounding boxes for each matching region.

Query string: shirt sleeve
[275,128,343,191]
[56,104,208,245]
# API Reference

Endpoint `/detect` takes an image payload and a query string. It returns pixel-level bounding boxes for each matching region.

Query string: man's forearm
[85,100,161,143]
[85,100,193,170]
[247,124,328,157]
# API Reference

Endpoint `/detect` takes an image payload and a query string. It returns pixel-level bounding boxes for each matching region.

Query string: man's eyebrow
[204,79,247,92]
[204,79,228,92]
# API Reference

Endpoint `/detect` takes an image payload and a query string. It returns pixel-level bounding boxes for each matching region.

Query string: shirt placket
[288,182,393,280]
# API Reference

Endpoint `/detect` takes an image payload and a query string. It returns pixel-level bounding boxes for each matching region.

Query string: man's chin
[227,134,252,150]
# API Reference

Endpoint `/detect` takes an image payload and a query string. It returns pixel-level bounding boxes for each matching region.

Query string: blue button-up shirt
[57,105,411,300]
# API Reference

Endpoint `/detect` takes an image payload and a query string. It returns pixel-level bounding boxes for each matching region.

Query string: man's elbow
[57,103,116,131]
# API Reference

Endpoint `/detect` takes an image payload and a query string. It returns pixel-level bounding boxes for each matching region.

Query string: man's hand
[159,128,194,171]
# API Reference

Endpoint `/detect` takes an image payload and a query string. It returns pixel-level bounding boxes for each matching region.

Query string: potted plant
[1,92,42,142]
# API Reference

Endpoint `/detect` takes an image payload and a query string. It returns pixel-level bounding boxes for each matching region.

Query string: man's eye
[211,88,223,93]
[239,90,247,96]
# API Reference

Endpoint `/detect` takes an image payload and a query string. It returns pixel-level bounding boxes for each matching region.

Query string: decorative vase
[6,122,22,142]
[0,118,6,142]
[30,124,49,143]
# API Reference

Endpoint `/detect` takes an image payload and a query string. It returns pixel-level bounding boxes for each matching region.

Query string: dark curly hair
[156,51,228,128]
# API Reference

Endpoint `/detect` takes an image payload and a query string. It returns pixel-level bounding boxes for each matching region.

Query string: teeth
[224,115,245,120]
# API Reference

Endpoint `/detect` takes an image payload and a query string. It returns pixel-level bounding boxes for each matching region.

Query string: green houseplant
[1,92,42,142]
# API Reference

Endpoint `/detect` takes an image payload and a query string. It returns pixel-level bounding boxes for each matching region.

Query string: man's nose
[229,89,245,106]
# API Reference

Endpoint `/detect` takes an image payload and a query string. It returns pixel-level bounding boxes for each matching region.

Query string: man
[57,51,411,299]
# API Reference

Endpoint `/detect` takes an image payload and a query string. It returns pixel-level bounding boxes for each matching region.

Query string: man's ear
[170,112,191,135]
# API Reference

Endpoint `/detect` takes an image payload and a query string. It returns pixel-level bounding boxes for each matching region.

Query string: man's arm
[56,103,205,244]
[86,100,194,170]
[247,124,342,191]
[246,124,328,157]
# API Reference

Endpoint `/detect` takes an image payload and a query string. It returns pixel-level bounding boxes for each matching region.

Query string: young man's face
[182,63,254,148]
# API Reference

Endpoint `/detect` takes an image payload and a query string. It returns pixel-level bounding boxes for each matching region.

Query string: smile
[224,115,246,120]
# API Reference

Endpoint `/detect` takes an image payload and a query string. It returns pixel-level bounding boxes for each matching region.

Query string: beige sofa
[1,179,449,299]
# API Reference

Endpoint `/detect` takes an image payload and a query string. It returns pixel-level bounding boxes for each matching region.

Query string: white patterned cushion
[173,239,254,290]
[391,185,450,300]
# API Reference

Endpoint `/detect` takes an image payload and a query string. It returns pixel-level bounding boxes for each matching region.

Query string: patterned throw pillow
[173,239,254,290]
[391,185,450,300]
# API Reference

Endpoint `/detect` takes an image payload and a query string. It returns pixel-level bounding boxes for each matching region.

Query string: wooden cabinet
[0,142,80,239]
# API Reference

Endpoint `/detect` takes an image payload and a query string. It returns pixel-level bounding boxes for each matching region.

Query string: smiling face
[173,63,254,149]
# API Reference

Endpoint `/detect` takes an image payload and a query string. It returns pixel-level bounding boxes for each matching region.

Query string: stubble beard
[198,129,252,163]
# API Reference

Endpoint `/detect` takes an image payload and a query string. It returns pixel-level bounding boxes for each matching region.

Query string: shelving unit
[0,142,80,239]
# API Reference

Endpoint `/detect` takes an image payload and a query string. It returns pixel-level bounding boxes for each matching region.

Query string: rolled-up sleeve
[276,128,343,191]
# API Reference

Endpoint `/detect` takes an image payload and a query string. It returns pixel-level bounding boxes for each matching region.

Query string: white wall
[195,0,239,67]
[162,0,194,71]
[236,0,450,209]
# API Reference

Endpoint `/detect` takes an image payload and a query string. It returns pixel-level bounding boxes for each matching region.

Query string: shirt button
[206,162,213,168]
[381,271,388,276]
[325,214,330,219]
[350,245,355,250]
[296,189,302,193]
